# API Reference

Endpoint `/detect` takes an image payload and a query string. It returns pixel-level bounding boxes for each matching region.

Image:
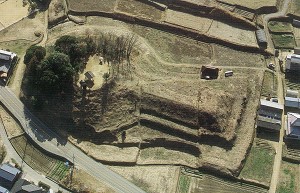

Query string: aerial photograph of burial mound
[0,0,298,193]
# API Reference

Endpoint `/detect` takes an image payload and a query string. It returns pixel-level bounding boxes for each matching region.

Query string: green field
[10,135,69,182]
[261,70,277,97]
[276,161,298,193]
[268,21,293,33]
[239,143,275,185]
[271,34,295,49]
[285,72,300,90]
[178,174,191,193]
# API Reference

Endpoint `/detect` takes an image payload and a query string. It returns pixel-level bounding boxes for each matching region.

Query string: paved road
[262,0,291,192]
[0,117,70,193]
[0,86,146,193]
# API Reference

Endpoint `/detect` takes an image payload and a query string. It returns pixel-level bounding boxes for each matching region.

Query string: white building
[286,112,300,139]
[0,49,17,78]
[286,54,300,71]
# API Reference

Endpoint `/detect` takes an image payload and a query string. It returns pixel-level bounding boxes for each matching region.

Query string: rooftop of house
[260,99,283,110]
[0,50,17,61]
[287,112,300,136]
[0,163,21,182]
[11,179,44,193]
[0,186,9,193]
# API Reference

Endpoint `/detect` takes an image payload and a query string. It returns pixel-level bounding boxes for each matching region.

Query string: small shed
[256,29,267,47]
[200,66,219,79]
[84,71,95,81]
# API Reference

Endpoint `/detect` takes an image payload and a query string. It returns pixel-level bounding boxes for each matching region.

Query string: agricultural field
[164,10,213,33]
[0,0,29,29]
[207,21,257,47]
[285,72,300,91]
[178,167,268,193]
[268,21,293,33]
[239,138,275,185]
[293,26,300,46]
[218,0,277,10]
[271,34,295,49]
[110,166,179,193]
[261,70,278,97]
[289,0,300,17]
[66,0,117,12]
[10,135,69,182]
[116,0,164,21]
[276,161,299,193]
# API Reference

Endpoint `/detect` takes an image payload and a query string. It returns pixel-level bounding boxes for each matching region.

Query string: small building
[285,97,300,109]
[0,49,17,80]
[256,29,267,48]
[286,54,300,71]
[293,19,300,27]
[200,66,219,79]
[286,89,299,98]
[257,99,283,131]
[0,163,21,189]
[286,112,300,139]
[11,179,45,193]
[84,71,95,81]
[294,47,300,55]
[0,186,9,193]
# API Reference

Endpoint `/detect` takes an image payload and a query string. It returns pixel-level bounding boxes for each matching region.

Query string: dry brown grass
[0,107,24,138]
[164,9,212,33]
[218,0,277,9]
[62,168,116,193]
[116,0,164,21]
[110,166,180,193]
[67,0,117,12]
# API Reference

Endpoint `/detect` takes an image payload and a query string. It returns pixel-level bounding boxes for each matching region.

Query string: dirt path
[9,10,48,97]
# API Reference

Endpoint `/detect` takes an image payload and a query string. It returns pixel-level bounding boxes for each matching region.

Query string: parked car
[268,63,275,70]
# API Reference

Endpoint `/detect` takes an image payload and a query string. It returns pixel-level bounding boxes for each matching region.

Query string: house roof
[286,89,299,98]
[0,50,16,61]
[22,184,43,193]
[285,96,299,102]
[84,71,95,79]
[0,186,9,193]
[0,164,21,182]
[287,112,300,136]
[0,59,11,73]
[291,56,300,64]
[11,179,44,193]
[260,99,283,110]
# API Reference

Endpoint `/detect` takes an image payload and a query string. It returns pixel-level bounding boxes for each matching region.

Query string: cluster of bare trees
[96,33,138,77]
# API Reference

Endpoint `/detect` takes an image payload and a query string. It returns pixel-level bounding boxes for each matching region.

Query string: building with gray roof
[256,29,267,47]
[0,186,9,193]
[0,163,21,189]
